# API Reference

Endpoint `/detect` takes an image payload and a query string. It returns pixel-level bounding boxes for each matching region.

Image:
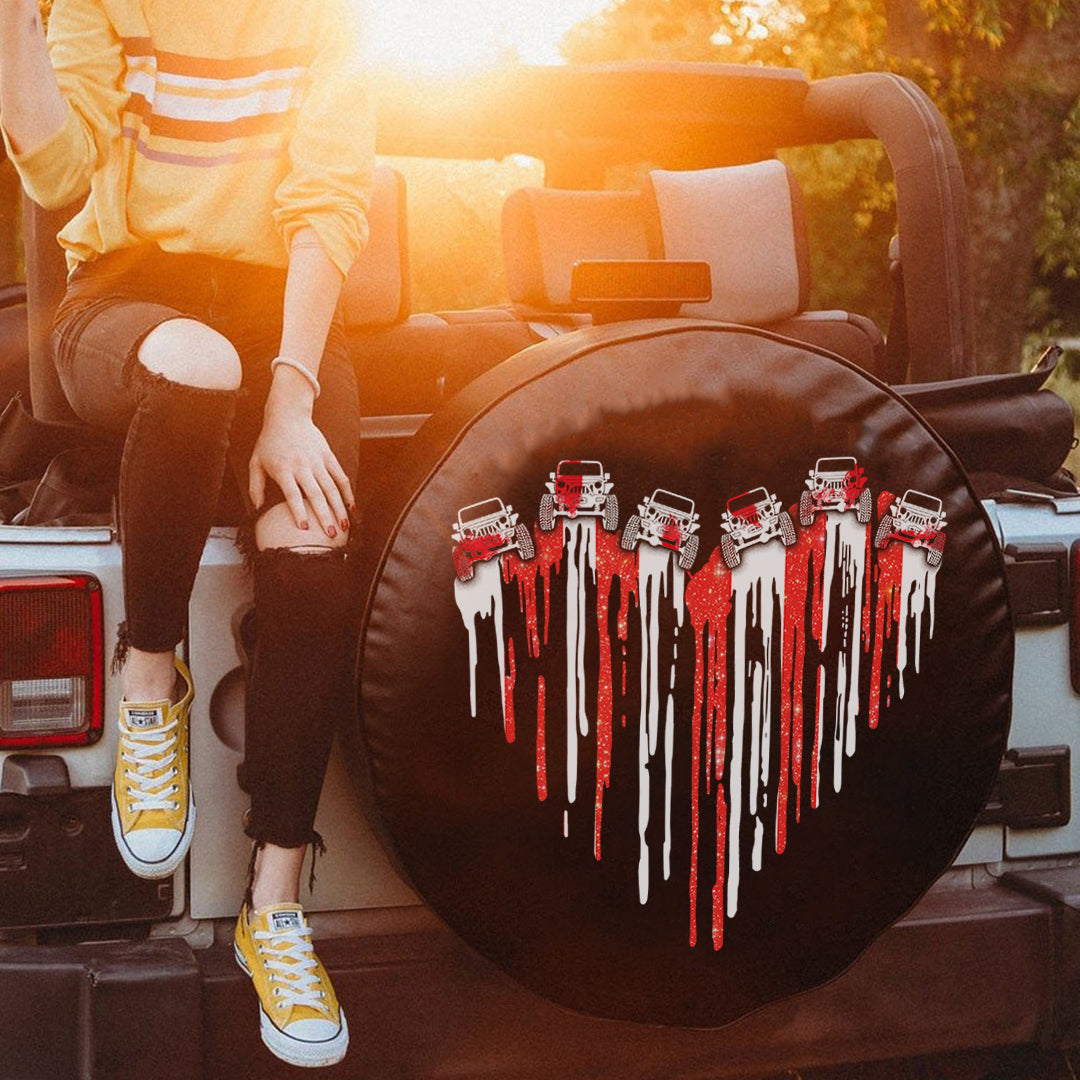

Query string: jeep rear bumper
[0,868,1076,1079]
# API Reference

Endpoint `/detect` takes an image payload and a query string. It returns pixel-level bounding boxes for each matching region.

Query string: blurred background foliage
[390,0,1080,368]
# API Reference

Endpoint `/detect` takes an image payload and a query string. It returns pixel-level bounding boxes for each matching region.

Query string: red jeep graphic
[452,498,536,582]
[799,456,872,525]
[539,460,619,533]
[875,489,947,567]
[719,486,797,569]
[621,489,701,570]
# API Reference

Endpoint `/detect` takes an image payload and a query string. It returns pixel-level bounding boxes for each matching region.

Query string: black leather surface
[353,320,1012,1026]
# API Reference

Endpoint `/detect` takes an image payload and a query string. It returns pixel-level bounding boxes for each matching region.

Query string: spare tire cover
[355,321,1012,1027]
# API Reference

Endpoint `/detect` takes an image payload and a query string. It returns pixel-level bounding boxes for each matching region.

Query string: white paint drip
[664,692,674,881]
[752,817,764,872]
[639,545,668,758]
[454,560,505,719]
[565,523,580,804]
[833,650,847,795]
[725,541,786,917]
[727,581,747,918]
[896,548,936,698]
[635,547,687,906]
[839,516,866,760]
[564,521,594,804]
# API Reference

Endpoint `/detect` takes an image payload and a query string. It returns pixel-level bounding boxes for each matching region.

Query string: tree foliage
[563,0,1080,365]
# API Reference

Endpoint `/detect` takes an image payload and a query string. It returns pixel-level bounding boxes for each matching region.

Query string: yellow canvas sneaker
[109,656,196,879]
[234,901,349,1068]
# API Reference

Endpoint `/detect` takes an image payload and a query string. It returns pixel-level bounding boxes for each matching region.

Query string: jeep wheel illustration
[453,548,474,582]
[621,514,641,552]
[539,493,555,532]
[721,533,740,570]
[779,511,796,547]
[927,531,945,568]
[602,494,620,533]
[678,533,699,571]
[875,515,893,550]
[799,489,814,527]
[515,524,535,562]
[857,487,872,524]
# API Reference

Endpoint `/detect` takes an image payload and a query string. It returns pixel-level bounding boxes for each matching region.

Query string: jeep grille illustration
[621,489,701,570]
[875,489,946,567]
[719,487,797,569]
[452,498,536,582]
[539,460,619,533]
[800,456,872,525]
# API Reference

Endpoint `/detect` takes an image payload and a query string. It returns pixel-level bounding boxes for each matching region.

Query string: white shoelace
[254,922,331,1013]
[119,717,181,812]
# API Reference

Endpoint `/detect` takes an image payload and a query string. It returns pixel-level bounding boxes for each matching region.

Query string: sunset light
[360,0,613,73]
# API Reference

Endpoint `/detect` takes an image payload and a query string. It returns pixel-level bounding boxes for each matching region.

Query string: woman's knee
[253,500,348,552]
[136,318,242,392]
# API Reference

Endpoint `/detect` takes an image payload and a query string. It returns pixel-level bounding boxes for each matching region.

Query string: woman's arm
[247,226,355,538]
[0,0,126,209]
[0,0,68,155]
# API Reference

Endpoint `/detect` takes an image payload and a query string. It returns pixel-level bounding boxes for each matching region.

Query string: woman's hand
[249,390,354,538]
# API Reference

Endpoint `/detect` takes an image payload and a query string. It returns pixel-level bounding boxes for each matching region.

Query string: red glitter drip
[504,525,565,654]
[503,637,516,743]
[811,664,824,808]
[713,783,727,950]
[862,509,874,649]
[536,675,547,800]
[869,491,902,729]
[593,529,639,860]
[685,548,732,948]
[777,523,811,851]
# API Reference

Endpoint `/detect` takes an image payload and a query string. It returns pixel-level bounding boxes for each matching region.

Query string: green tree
[564,0,1080,373]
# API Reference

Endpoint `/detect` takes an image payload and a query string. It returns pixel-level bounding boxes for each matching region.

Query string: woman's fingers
[248,457,266,511]
[315,465,349,533]
[279,473,310,531]
[324,452,355,512]
[298,470,338,538]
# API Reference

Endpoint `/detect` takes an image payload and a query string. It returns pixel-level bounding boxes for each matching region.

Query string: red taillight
[1072,541,1080,695]
[0,575,103,747]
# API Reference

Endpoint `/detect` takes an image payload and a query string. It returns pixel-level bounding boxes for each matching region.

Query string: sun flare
[359,0,613,74]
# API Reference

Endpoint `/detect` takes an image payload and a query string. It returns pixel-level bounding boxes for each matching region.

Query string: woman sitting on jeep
[0,0,373,1067]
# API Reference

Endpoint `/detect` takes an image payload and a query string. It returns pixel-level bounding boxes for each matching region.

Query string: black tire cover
[353,321,1012,1027]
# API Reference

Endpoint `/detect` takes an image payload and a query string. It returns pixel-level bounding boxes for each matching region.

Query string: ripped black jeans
[52,247,363,861]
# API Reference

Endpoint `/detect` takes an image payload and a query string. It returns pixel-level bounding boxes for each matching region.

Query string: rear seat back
[499,165,885,376]
[502,188,649,312]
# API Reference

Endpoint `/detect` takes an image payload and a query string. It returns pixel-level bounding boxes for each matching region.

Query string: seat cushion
[768,311,884,374]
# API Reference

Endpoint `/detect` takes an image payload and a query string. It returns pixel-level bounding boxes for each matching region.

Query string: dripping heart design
[452,463,944,951]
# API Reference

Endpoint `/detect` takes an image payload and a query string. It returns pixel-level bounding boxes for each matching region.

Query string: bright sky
[361,0,613,73]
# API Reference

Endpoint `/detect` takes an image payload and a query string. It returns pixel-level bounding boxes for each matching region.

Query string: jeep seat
[501,170,886,376]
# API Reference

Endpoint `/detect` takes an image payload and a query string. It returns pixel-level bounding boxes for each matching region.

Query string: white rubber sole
[234,943,350,1068]
[110,784,196,880]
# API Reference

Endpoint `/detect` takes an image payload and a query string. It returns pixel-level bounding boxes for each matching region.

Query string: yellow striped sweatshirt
[2,0,375,277]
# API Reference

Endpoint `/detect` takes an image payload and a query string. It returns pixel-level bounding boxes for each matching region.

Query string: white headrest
[644,160,810,325]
